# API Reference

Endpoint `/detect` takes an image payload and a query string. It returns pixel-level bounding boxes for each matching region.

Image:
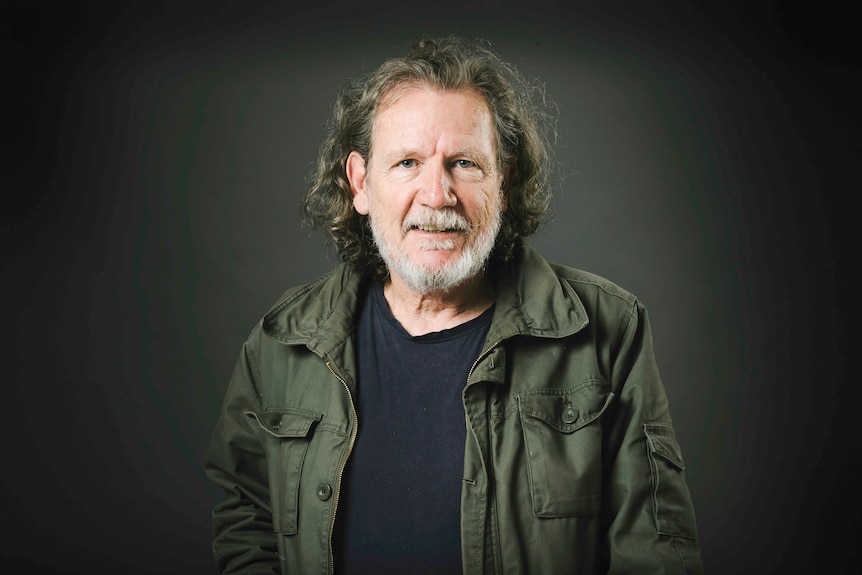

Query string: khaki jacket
[205,246,704,574]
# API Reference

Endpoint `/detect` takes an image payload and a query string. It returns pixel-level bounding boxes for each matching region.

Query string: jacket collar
[261,264,365,358]
[261,244,589,355]
[486,244,589,344]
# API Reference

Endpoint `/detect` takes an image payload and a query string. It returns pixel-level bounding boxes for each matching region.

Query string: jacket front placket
[461,339,508,574]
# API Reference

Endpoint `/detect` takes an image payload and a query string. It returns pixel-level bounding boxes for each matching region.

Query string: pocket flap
[245,408,323,438]
[644,422,685,470]
[516,380,614,433]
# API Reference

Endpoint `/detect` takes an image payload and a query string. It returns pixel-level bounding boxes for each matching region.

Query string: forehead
[371,85,497,150]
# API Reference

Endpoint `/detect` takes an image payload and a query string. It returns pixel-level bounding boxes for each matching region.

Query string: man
[205,36,704,574]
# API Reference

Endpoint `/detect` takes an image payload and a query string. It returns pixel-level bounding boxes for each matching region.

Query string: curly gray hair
[302,36,557,280]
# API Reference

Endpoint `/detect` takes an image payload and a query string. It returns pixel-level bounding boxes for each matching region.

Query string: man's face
[346,86,507,294]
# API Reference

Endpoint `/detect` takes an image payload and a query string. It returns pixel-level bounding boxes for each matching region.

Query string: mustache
[401,209,472,235]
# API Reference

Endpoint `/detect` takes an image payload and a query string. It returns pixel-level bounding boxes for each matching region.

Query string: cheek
[472,189,503,222]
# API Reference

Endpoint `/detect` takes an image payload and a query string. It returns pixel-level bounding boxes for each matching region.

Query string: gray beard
[369,207,502,295]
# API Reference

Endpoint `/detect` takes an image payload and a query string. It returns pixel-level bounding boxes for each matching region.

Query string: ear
[346,151,370,215]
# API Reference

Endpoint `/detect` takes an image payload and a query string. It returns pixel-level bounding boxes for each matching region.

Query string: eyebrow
[380,148,492,164]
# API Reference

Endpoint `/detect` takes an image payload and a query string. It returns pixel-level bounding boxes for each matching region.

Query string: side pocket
[516,381,614,517]
[643,422,698,539]
[246,408,323,535]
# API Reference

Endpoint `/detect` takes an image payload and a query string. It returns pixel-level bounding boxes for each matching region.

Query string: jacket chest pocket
[246,408,322,534]
[516,381,614,517]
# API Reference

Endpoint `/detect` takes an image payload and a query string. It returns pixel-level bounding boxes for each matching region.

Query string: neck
[381,273,495,336]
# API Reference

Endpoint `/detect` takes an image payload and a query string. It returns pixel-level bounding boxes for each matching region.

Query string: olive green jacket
[205,246,704,574]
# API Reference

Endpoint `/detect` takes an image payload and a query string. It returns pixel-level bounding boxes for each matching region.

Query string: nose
[417,162,457,209]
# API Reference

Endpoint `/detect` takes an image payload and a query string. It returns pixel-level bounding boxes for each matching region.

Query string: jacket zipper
[462,338,504,574]
[325,360,358,575]
[467,338,503,382]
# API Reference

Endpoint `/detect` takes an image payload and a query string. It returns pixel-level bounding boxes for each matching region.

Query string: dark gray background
[2,1,856,573]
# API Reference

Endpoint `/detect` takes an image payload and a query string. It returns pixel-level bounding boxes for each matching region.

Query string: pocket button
[317,483,332,501]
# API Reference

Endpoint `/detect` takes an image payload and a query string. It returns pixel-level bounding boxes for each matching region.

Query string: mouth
[403,210,471,235]
[409,224,463,233]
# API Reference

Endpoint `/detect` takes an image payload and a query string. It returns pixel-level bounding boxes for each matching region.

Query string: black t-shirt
[335,282,493,575]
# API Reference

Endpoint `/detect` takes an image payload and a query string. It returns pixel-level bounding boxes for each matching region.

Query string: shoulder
[526,253,653,349]
[494,246,642,340]
[547,261,638,309]
[514,245,638,309]
[255,264,365,346]
[264,266,352,317]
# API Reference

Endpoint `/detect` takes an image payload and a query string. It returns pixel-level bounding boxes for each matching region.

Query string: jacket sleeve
[204,331,281,574]
[601,300,704,574]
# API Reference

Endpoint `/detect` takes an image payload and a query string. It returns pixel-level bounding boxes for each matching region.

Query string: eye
[455,159,476,168]
[399,159,416,168]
